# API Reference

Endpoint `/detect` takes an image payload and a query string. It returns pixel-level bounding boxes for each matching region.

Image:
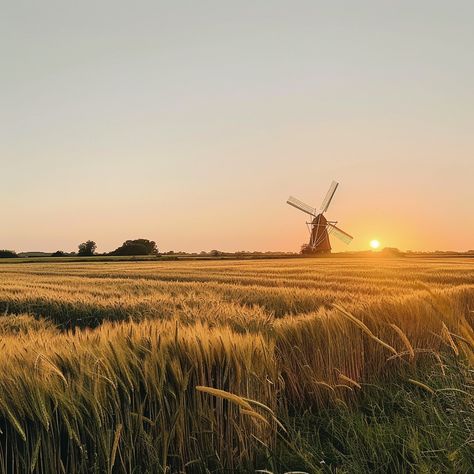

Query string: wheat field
[0,257,473,473]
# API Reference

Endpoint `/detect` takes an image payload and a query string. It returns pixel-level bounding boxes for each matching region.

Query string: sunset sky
[2,1,473,253]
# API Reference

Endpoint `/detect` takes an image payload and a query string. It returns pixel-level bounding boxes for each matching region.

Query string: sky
[1,1,473,253]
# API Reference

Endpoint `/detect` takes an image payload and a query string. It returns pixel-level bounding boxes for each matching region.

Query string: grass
[272,356,474,473]
[0,257,472,472]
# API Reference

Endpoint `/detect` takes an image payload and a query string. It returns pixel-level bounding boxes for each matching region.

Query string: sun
[370,239,380,249]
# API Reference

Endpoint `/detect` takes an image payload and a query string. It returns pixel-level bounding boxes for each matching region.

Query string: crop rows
[0,257,472,472]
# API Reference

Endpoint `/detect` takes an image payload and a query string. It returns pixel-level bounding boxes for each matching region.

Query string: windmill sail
[287,196,317,217]
[327,223,353,244]
[320,180,339,213]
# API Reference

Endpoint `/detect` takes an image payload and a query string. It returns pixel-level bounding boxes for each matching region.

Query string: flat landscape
[0,257,472,473]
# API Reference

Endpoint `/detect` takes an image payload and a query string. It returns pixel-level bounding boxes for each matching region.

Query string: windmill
[287,181,353,254]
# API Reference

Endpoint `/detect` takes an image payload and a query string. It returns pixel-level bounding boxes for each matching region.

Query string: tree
[78,241,97,256]
[380,247,402,257]
[0,250,18,258]
[111,239,158,256]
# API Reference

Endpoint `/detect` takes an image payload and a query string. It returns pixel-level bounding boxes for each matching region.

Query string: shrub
[0,250,17,258]
[51,250,66,257]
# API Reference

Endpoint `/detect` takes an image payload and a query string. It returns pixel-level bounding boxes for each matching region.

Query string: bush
[380,247,402,257]
[0,250,18,258]
[51,250,66,257]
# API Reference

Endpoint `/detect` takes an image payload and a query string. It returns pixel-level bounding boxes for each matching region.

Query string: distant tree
[209,250,222,257]
[51,250,66,257]
[380,247,402,257]
[111,239,158,256]
[78,241,97,256]
[0,250,18,258]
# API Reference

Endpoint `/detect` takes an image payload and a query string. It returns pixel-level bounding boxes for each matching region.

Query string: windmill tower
[287,181,353,254]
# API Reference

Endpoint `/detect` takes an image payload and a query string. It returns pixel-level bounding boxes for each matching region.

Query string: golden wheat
[0,257,472,472]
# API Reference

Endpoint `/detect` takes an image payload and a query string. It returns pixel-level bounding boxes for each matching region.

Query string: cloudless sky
[2,1,473,253]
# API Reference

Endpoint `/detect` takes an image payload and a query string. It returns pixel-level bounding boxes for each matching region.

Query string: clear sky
[2,1,473,253]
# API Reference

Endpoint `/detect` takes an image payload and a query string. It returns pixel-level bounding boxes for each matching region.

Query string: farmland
[0,257,473,473]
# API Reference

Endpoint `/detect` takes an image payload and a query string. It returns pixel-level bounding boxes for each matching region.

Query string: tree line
[0,239,159,258]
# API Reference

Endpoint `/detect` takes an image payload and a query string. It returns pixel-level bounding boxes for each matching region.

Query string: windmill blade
[287,196,317,217]
[320,180,339,213]
[327,223,353,244]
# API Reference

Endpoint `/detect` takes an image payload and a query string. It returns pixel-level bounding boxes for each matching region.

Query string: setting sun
[370,239,380,249]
